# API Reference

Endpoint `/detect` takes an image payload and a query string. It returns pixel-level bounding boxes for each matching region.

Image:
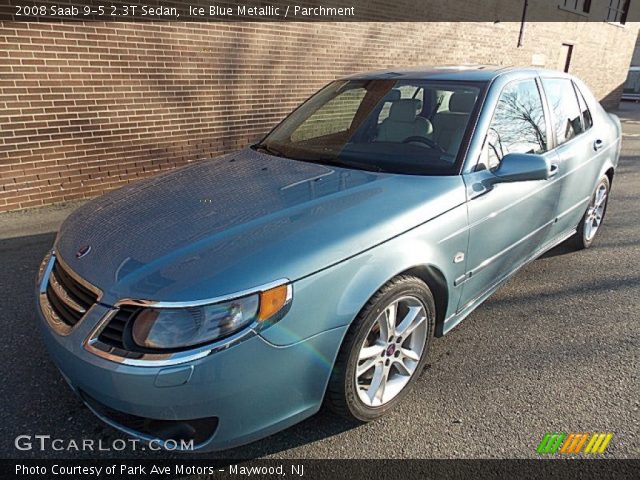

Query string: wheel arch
[598,156,616,189]
[604,166,614,185]
[397,265,449,338]
[332,261,452,344]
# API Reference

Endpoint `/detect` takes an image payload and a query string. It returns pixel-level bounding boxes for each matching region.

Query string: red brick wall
[1,21,637,212]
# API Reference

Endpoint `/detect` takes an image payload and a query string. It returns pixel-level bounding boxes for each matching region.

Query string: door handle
[594,139,604,151]
[548,164,559,177]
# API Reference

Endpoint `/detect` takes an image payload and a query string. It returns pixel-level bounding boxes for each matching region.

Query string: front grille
[45,258,99,327]
[80,391,218,446]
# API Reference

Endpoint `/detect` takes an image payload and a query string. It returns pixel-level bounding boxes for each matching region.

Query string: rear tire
[325,275,435,422]
[574,175,610,250]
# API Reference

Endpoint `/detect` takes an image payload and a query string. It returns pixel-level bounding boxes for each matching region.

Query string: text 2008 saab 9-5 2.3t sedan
[37,66,620,450]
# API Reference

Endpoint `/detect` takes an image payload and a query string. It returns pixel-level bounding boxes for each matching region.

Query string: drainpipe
[518,0,529,47]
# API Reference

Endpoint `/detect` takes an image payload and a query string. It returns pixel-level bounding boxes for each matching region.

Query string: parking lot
[0,103,638,461]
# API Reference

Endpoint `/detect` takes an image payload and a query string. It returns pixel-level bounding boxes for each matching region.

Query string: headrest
[389,99,421,122]
[449,92,476,113]
[383,89,401,102]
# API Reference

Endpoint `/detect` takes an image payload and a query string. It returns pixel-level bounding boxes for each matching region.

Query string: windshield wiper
[302,157,386,173]
[252,143,286,158]
[253,144,386,173]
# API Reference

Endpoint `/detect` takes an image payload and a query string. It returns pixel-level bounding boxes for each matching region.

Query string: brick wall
[1,21,638,212]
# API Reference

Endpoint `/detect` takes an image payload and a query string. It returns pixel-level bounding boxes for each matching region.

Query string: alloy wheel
[355,295,428,407]
[584,183,608,242]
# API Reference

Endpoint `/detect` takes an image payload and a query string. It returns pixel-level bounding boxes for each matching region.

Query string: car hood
[56,149,465,304]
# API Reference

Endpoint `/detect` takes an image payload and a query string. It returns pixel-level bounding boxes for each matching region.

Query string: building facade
[1,19,638,212]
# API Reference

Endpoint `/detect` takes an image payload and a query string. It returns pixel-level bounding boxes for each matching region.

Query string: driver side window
[481,79,548,170]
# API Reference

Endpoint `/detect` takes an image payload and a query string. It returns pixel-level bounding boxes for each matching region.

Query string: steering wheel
[402,136,445,152]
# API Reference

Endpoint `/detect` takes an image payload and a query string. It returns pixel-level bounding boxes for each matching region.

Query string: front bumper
[36,281,347,451]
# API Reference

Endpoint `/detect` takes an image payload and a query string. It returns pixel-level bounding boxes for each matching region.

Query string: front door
[457,78,558,311]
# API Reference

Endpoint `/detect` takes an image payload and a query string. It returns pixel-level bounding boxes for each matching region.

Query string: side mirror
[491,153,554,184]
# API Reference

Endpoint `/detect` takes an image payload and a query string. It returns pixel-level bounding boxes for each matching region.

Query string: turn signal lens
[258,284,291,321]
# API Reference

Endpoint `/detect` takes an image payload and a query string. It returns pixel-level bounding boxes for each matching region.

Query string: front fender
[259,201,469,347]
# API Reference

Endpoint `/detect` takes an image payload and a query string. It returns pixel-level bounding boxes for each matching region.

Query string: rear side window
[482,79,548,169]
[542,78,583,146]
[573,82,593,131]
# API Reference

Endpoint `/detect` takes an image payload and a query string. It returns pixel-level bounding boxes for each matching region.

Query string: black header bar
[2,459,640,480]
[1,0,638,22]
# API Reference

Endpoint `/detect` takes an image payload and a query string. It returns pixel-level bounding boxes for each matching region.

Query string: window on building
[559,44,573,73]
[607,0,630,24]
[541,78,583,147]
[481,79,548,170]
[623,68,640,96]
[560,0,592,14]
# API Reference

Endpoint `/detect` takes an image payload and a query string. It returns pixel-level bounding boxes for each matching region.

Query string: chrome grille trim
[55,253,102,301]
[48,268,87,314]
[38,252,102,336]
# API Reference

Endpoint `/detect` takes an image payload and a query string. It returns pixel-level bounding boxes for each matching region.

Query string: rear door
[540,77,601,238]
[457,77,558,311]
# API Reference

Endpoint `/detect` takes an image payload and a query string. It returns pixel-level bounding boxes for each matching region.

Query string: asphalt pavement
[0,104,638,461]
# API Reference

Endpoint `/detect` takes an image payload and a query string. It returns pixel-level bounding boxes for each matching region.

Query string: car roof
[341,65,572,82]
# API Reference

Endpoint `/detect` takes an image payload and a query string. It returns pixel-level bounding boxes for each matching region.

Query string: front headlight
[130,284,291,350]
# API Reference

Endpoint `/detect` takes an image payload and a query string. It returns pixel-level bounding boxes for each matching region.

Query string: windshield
[255,79,483,175]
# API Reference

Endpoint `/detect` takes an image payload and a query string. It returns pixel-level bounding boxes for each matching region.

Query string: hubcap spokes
[355,296,428,407]
[584,184,607,242]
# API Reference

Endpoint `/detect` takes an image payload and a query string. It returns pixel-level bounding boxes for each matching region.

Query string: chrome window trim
[84,281,293,367]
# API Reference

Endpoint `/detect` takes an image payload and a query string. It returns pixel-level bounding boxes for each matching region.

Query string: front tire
[574,175,610,250]
[326,276,435,422]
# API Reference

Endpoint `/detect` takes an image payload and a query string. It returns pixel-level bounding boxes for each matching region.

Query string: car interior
[261,80,482,175]
[374,87,477,157]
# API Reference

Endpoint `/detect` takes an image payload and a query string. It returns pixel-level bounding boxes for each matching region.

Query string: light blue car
[37,66,621,451]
